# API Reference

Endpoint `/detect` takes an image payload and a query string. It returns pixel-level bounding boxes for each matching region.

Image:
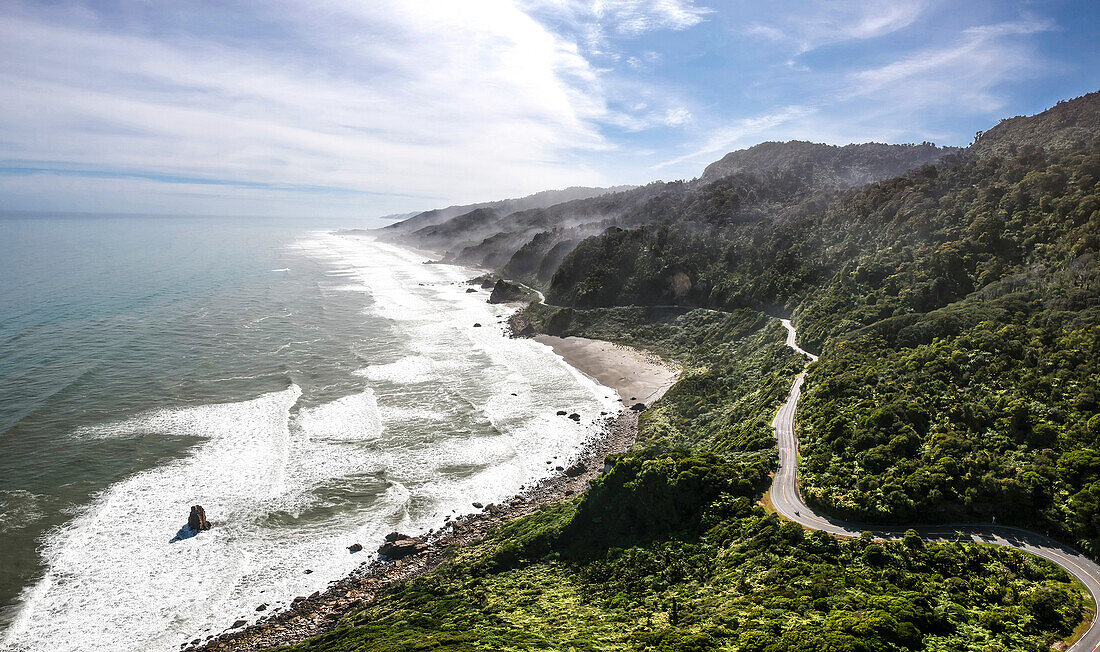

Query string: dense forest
[324,92,1100,651]
[541,93,1100,554]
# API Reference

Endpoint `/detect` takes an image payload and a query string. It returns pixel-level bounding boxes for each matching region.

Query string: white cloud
[0,0,624,215]
[593,0,713,35]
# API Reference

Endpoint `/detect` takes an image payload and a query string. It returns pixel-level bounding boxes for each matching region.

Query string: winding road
[770,318,1100,651]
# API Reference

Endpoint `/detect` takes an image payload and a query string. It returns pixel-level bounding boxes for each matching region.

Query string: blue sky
[0,0,1097,220]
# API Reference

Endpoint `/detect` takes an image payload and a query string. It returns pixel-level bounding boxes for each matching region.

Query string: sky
[0,0,1098,220]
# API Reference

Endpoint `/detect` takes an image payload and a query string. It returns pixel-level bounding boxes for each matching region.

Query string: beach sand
[188,338,679,652]
[534,335,679,406]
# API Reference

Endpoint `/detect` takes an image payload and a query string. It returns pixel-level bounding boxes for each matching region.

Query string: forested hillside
[381,141,953,287]
[544,92,1100,551]
[315,92,1100,651]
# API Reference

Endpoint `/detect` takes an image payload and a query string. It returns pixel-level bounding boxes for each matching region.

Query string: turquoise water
[0,215,616,651]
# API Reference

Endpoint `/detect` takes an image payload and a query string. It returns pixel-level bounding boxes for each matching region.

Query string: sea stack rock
[188,505,211,532]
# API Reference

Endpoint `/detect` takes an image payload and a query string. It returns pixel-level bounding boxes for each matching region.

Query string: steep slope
[971,90,1100,158]
[545,91,1100,553]
[384,141,956,287]
[381,185,633,235]
[700,140,952,185]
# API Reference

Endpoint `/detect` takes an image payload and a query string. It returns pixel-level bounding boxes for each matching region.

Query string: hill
[971,90,1100,158]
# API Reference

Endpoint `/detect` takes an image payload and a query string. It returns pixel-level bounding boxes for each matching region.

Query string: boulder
[472,502,484,509]
[384,532,408,542]
[347,543,363,552]
[473,323,482,327]
[568,413,581,421]
[188,505,211,532]
[630,403,647,412]
[465,288,477,293]
[564,462,587,477]
[556,410,567,416]
[232,619,247,628]
[256,603,268,612]
[378,536,428,560]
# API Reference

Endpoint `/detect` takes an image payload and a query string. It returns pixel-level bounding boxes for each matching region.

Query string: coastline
[188,331,679,652]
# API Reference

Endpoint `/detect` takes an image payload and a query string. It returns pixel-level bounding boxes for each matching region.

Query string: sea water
[0,214,617,651]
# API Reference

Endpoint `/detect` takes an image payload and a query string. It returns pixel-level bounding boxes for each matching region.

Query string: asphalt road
[770,318,1100,651]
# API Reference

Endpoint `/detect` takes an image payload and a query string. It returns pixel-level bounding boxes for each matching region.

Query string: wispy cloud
[747,1,930,54]
[845,17,1057,112]
[655,105,815,169]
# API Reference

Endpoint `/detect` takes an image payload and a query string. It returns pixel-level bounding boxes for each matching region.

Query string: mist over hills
[381,139,958,286]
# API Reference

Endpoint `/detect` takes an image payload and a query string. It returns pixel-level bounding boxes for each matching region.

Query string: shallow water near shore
[0,215,617,651]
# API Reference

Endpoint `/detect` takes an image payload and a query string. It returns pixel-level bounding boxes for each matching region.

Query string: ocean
[0,214,617,651]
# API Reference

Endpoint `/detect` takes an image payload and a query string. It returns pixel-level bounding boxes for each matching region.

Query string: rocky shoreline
[185,408,643,651]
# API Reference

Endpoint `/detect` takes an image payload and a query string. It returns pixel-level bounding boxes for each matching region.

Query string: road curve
[770,318,1100,651]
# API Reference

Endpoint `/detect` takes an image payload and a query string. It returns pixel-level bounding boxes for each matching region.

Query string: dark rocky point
[187,505,211,532]
[488,279,529,304]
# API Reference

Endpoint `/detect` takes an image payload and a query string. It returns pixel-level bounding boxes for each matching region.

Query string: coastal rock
[188,505,211,532]
[232,619,247,628]
[347,543,363,552]
[564,462,587,477]
[568,413,580,421]
[378,536,427,560]
[556,410,567,416]
[384,531,408,542]
[630,403,647,412]
[473,323,482,327]
[472,502,484,509]
[555,465,564,471]
[256,603,268,612]
[488,279,528,304]
[465,288,477,293]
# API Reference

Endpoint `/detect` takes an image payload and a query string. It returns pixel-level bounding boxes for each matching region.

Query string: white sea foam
[4,232,619,652]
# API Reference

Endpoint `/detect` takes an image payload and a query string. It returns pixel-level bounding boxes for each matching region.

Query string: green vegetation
[285,454,1085,652]
[292,93,1100,650]
[276,308,1085,651]
[543,105,1100,552]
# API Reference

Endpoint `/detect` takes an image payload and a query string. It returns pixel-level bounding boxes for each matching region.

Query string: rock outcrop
[188,505,211,532]
[488,280,529,304]
[564,462,587,477]
[377,534,428,560]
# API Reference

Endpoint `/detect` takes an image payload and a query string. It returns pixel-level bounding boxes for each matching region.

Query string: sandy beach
[188,336,679,652]
[534,335,679,406]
